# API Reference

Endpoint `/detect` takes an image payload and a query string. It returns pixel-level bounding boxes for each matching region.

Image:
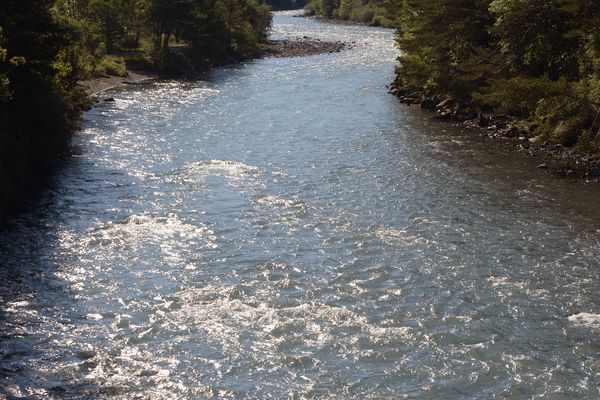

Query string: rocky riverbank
[80,39,349,99]
[262,38,348,58]
[388,77,600,179]
[79,71,158,97]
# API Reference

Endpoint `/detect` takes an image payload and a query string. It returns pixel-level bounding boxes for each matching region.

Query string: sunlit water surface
[2,11,600,399]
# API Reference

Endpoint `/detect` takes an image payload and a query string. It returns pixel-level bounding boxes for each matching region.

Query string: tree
[392,0,600,149]
[489,0,579,79]
[396,0,494,97]
[149,0,194,51]
[87,0,126,53]
[0,26,10,102]
[0,0,88,219]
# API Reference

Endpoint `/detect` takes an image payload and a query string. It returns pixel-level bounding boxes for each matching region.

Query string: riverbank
[0,70,157,223]
[262,38,348,58]
[79,70,159,97]
[301,5,399,28]
[388,79,600,179]
[80,38,350,97]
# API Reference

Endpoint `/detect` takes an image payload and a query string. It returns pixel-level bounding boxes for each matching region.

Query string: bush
[336,0,359,20]
[350,4,376,24]
[96,55,128,77]
[474,76,572,118]
[476,77,597,147]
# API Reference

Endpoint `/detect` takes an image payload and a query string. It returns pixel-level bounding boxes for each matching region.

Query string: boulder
[478,114,494,127]
[420,97,437,110]
[435,98,456,111]
[502,126,520,138]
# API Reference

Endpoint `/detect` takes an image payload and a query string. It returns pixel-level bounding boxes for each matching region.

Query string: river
[1,11,600,399]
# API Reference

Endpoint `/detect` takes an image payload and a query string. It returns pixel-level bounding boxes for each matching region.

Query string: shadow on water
[386,106,600,223]
[0,158,118,399]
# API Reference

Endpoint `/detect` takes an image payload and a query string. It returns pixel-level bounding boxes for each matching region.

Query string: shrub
[96,55,128,77]
[474,76,572,118]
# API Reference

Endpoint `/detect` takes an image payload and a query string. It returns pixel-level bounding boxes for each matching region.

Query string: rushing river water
[2,11,600,399]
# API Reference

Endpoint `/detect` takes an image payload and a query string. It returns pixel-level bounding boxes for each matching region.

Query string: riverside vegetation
[393,1,600,175]
[304,0,401,27]
[267,0,308,11]
[308,0,600,174]
[0,0,271,221]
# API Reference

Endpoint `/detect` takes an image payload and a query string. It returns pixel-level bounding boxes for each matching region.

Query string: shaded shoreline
[80,38,350,97]
[262,38,348,58]
[388,80,600,180]
[78,70,159,97]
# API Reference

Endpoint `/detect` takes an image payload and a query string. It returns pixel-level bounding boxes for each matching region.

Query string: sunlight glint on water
[1,11,600,399]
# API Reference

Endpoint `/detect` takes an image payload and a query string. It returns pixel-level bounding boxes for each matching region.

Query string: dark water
[2,11,600,399]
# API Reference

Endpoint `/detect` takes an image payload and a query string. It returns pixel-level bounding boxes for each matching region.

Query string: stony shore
[262,38,348,58]
[78,70,158,97]
[80,38,349,97]
[387,78,600,179]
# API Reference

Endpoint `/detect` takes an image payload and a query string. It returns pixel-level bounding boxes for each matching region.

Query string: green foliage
[265,0,307,10]
[304,0,338,18]
[489,0,579,79]
[393,0,600,150]
[337,0,359,20]
[0,0,271,219]
[348,2,377,24]
[320,0,339,18]
[474,76,571,117]
[396,0,494,94]
[0,0,89,220]
[49,0,271,76]
[0,26,10,102]
[51,5,105,82]
[87,0,123,52]
[97,55,128,77]
[148,0,271,68]
[304,0,398,27]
